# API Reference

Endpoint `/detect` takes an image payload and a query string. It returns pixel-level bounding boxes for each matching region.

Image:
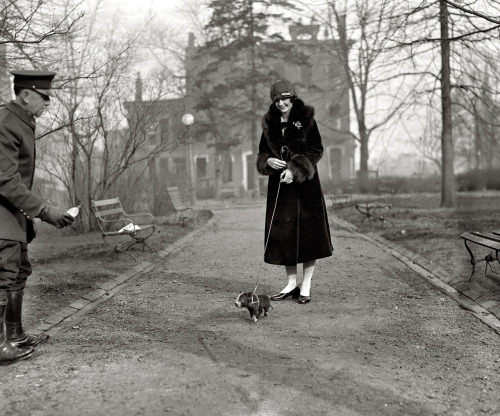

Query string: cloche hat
[270,79,296,103]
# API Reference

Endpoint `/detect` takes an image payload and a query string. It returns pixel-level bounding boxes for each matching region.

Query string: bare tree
[34,0,191,231]
[297,0,416,190]
[0,0,84,63]
[391,1,500,206]
[439,0,455,206]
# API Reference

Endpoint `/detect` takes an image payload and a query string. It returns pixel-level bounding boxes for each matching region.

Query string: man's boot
[0,304,35,365]
[5,290,49,348]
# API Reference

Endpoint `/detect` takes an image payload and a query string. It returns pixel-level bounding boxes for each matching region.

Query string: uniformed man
[0,70,74,365]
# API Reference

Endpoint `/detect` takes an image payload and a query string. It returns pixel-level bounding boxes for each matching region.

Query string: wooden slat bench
[167,186,195,224]
[460,231,500,280]
[328,179,355,209]
[91,198,156,262]
[328,193,351,208]
[378,178,396,195]
[355,202,394,227]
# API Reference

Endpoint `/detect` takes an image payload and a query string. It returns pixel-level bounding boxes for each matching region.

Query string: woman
[256,79,333,305]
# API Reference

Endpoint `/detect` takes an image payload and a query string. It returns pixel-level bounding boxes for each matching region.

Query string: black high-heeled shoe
[270,286,300,301]
[298,295,311,304]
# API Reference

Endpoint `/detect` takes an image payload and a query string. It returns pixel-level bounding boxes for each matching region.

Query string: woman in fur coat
[256,80,333,304]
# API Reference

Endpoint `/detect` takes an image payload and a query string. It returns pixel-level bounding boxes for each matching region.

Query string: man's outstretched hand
[37,205,74,228]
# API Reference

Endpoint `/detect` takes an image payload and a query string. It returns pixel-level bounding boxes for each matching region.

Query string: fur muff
[288,154,314,183]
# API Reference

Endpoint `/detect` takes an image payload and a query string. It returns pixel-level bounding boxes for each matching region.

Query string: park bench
[328,179,355,208]
[378,178,396,195]
[460,231,500,280]
[355,202,394,227]
[167,186,194,224]
[328,193,352,208]
[91,197,156,262]
[378,178,396,203]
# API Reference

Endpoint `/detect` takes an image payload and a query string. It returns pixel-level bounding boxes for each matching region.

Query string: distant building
[126,22,355,200]
[124,76,195,199]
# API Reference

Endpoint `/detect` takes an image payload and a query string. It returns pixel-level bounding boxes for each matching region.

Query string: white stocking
[281,265,298,293]
[300,260,316,296]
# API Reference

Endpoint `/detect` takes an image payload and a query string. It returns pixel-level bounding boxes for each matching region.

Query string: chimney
[135,72,142,102]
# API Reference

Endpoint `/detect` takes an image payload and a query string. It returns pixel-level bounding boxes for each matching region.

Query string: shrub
[395,175,441,193]
[197,186,216,199]
[456,169,500,191]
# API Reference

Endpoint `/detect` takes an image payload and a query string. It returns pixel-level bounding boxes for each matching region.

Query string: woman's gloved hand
[280,169,294,184]
[267,158,287,170]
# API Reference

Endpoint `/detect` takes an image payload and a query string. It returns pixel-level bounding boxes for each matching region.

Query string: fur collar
[261,98,315,158]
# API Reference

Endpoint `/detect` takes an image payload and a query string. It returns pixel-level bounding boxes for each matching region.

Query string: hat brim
[272,93,294,103]
[34,88,55,97]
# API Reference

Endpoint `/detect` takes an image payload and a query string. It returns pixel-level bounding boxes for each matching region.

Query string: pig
[234,291,272,323]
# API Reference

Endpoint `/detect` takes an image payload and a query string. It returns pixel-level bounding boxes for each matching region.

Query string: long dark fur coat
[256,98,333,266]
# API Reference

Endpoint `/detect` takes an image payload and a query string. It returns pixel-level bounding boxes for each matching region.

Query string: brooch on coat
[293,121,302,129]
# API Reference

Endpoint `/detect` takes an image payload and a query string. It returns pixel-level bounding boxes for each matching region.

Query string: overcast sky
[105,0,188,24]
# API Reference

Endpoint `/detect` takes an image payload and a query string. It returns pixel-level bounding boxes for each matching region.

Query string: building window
[196,156,208,179]
[223,154,233,183]
[329,104,341,130]
[159,158,169,176]
[148,122,159,145]
[173,158,186,175]
[159,119,170,143]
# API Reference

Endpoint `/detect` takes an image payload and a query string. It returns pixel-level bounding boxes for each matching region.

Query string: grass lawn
[330,191,500,288]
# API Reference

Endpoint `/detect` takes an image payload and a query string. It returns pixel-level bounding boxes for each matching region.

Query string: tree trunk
[250,116,259,197]
[249,1,260,198]
[214,149,223,200]
[439,1,456,207]
[358,127,369,191]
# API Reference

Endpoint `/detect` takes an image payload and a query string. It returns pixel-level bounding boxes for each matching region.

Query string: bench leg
[102,237,137,262]
[464,240,476,281]
[124,238,155,253]
[484,251,499,277]
[105,246,137,262]
[485,259,493,276]
[463,243,498,281]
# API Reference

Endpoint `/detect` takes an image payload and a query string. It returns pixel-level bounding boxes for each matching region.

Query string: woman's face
[274,98,293,115]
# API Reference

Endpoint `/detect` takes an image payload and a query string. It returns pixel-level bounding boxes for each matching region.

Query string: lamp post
[182,113,196,206]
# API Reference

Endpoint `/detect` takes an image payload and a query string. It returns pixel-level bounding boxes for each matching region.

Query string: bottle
[66,204,82,218]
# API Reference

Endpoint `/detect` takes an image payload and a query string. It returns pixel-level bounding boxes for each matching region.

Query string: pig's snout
[235,293,245,308]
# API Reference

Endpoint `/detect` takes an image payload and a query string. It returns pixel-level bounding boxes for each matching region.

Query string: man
[0,70,74,365]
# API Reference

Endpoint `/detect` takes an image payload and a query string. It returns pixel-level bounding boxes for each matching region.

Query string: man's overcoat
[0,101,43,243]
[256,98,333,266]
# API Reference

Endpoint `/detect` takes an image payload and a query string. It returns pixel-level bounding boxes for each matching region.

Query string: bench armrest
[98,217,133,225]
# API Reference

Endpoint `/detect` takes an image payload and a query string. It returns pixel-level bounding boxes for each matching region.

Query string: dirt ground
[17,210,213,331]
[2,197,500,415]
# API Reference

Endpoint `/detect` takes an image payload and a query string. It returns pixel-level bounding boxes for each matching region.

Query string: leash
[253,145,289,296]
